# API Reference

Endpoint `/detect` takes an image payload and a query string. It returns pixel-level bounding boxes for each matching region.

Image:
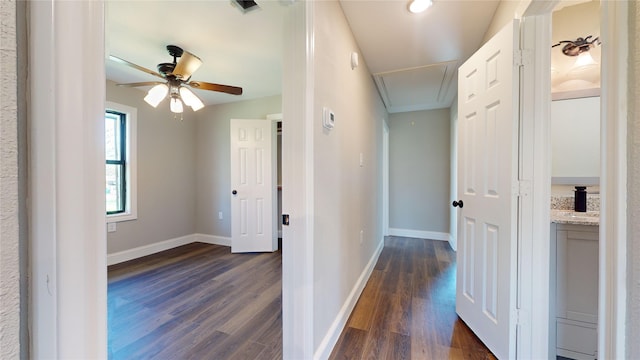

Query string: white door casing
[456,19,520,359]
[230,119,277,253]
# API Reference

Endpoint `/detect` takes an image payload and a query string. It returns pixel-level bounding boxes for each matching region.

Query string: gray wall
[389,109,451,234]
[310,1,388,350]
[194,95,281,237]
[106,81,197,253]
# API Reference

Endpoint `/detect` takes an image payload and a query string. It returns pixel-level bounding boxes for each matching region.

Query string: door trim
[599,1,628,358]
[29,1,107,357]
[282,1,315,358]
[519,8,554,359]
[522,1,629,359]
[382,120,389,237]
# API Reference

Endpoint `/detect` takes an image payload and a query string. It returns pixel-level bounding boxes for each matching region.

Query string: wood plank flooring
[109,237,493,360]
[107,242,282,360]
[329,236,496,360]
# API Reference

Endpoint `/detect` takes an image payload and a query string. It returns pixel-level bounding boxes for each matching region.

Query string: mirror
[551,96,600,185]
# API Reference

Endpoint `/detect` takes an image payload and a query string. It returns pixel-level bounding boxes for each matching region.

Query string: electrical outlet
[107,223,116,233]
[218,211,223,220]
[360,230,364,244]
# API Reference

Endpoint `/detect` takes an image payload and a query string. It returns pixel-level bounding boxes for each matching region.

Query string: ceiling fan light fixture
[170,96,184,114]
[179,87,205,111]
[574,51,597,68]
[552,36,600,57]
[144,83,169,107]
[408,0,432,14]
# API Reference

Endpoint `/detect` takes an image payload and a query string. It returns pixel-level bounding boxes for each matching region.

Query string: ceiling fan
[110,45,243,114]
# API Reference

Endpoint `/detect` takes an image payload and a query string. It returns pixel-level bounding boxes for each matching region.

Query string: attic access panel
[374,60,458,113]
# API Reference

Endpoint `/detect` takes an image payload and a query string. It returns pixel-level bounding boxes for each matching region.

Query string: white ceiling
[340,0,499,113]
[105,0,286,106]
[105,0,500,113]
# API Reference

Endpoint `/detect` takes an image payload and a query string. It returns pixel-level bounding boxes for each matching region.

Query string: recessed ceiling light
[408,0,433,14]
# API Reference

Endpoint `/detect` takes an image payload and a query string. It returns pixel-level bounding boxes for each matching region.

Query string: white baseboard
[313,239,385,360]
[107,233,232,266]
[194,233,231,247]
[107,234,196,266]
[388,228,449,241]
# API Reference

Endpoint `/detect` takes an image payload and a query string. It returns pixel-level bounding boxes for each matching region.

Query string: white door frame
[382,120,390,237]
[29,1,107,357]
[281,1,315,358]
[598,1,628,357]
[520,0,628,358]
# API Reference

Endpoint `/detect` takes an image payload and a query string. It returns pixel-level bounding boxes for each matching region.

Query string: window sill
[106,212,137,223]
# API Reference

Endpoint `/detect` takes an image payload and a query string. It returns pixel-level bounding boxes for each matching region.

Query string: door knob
[452,200,464,208]
[232,190,237,195]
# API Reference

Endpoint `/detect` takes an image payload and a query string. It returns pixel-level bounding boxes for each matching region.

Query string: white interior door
[455,19,520,359]
[230,118,277,253]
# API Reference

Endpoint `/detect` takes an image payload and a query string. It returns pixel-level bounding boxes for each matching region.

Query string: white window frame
[106,101,137,222]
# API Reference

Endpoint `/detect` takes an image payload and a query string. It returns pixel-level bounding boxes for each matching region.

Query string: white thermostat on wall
[323,107,335,130]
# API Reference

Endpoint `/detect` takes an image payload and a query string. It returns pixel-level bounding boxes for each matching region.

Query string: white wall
[195,95,281,237]
[388,109,451,237]
[106,81,197,253]
[311,0,387,352]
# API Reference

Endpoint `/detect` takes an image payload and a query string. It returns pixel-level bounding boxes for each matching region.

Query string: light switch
[323,107,335,130]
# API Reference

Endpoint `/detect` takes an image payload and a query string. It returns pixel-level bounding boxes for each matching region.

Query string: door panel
[230,119,277,253]
[456,19,520,360]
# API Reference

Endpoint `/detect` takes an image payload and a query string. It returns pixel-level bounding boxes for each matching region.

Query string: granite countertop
[550,194,600,225]
[551,209,600,226]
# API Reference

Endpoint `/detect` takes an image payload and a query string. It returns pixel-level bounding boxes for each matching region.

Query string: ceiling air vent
[373,60,459,114]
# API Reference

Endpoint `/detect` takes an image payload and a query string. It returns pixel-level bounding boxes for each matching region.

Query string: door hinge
[515,180,531,197]
[514,49,532,67]
[514,308,529,326]
[513,180,531,197]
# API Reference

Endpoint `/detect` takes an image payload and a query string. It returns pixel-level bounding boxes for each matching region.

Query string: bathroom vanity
[551,211,599,360]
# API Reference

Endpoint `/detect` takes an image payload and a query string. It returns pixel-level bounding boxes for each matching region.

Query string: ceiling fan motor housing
[166,45,184,58]
[157,63,176,77]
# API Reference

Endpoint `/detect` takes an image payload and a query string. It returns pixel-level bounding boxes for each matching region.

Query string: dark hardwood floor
[108,237,493,360]
[329,236,495,360]
[108,242,282,359]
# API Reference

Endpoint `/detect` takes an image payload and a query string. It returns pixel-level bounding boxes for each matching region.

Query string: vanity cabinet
[552,223,599,360]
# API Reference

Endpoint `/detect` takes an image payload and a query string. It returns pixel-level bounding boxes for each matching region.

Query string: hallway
[329,237,495,359]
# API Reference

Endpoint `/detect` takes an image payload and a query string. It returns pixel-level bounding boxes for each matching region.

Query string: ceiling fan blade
[188,81,243,95]
[172,51,203,80]
[116,81,165,87]
[109,55,165,80]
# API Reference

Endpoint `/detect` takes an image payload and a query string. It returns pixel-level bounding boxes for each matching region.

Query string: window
[105,102,137,222]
